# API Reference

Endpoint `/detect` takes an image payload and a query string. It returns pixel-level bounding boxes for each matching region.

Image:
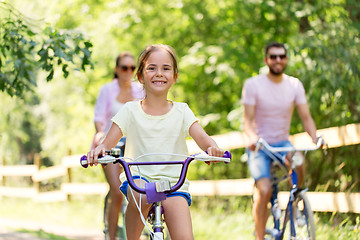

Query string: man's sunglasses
[120,65,136,72]
[268,54,287,60]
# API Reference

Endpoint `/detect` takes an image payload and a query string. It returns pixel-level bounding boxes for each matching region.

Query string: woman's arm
[87,123,123,166]
[93,121,106,148]
[189,122,223,157]
[93,84,109,148]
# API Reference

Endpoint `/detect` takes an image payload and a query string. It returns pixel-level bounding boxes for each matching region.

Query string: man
[242,42,319,240]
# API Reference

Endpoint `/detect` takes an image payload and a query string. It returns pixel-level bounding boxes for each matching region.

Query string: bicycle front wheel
[103,191,110,240]
[284,191,315,240]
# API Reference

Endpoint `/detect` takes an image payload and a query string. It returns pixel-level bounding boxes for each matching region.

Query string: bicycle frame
[81,151,231,239]
[271,164,300,240]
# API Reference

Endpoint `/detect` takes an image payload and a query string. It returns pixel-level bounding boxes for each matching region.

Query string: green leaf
[46,69,54,82]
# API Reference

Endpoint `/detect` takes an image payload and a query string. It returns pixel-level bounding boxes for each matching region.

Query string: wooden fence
[1,123,359,213]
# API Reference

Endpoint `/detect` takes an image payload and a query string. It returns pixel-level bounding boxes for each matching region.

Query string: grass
[0,195,104,229]
[0,196,359,239]
[18,229,72,240]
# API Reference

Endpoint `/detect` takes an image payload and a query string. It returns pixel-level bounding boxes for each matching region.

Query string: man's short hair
[265,42,287,56]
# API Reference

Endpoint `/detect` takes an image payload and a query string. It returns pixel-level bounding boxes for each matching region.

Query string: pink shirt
[94,79,145,133]
[242,74,307,143]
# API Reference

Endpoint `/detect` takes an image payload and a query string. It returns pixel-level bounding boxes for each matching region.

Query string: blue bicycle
[254,136,324,240]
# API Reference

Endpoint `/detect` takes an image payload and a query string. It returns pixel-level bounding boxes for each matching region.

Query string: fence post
[33,153,42,193]
[67,149,72,201]
[2,157,6,187]
[1,157,5,200]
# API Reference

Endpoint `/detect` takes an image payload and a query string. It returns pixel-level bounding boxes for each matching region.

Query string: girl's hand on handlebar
[205,146,224,165]
[87,146,106,166]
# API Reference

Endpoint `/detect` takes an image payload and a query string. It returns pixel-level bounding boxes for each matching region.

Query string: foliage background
[0,0,359,194]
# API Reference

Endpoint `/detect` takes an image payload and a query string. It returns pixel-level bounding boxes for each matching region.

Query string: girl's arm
[87,123,123,166]
[189,122,223,157]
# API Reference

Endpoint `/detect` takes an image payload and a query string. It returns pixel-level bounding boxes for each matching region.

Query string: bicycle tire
[103,191,110,240]
[103,191,127,240]
[283,191,315,240]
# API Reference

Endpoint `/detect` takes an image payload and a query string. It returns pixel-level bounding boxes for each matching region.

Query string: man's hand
[248,142,257,151]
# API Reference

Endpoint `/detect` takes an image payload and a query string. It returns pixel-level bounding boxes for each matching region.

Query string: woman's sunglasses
[120,65,136,72]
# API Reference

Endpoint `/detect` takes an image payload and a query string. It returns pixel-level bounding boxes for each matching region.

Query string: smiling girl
[87,44,223,240]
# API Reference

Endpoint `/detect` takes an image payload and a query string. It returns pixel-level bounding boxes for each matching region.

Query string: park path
[0,217,103,240]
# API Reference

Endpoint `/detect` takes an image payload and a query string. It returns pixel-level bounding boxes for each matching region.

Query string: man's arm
[244,104,258,150]
[296,103,318,143]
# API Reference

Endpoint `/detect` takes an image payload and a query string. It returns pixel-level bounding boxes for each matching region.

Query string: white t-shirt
[111,100,199,192]
[241,74,307,144]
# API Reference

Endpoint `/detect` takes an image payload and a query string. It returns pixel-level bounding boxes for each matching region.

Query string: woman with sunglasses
[92,51,145,240]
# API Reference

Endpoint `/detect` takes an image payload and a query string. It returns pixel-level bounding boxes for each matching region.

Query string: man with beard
[241,42,319,240]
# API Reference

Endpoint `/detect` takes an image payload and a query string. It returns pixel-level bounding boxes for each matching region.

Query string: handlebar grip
[223,151,231,160]
[80,152,110,168]
[204,150,231,159]
[80,155,88,168]
[204,150,231,163]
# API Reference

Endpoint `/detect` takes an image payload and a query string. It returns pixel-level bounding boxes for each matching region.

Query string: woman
[92,52,145,240]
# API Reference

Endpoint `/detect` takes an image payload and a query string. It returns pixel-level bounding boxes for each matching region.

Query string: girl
[87,44,223,240]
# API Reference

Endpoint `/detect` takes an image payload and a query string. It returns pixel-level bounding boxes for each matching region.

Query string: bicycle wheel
[103,191,110,240]
[103,191,127,240]
[283,191,315,240]
[118,200,127,240]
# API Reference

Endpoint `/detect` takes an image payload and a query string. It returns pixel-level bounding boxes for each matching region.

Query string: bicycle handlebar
[255,135,325,153]
[80,151,231,195]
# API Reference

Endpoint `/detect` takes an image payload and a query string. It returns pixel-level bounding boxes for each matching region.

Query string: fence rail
[1,123,360,213]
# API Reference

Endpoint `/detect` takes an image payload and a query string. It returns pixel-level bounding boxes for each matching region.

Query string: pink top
[94,79,145,133]
[242,74,307,144]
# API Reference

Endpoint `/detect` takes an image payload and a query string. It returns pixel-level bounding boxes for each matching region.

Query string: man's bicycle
[81,150,231,240]
[253,136,324,240]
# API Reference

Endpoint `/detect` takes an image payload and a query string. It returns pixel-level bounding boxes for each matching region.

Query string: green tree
[0,1,93,97]
[0,1,94,164]
[1,0,359,192]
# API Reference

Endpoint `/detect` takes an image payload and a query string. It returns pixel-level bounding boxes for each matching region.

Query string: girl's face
[138,49,177,95]
[115,56,136,82]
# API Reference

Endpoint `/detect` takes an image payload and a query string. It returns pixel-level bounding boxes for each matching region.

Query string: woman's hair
[114,51,135,79]
[136,44,178,79]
